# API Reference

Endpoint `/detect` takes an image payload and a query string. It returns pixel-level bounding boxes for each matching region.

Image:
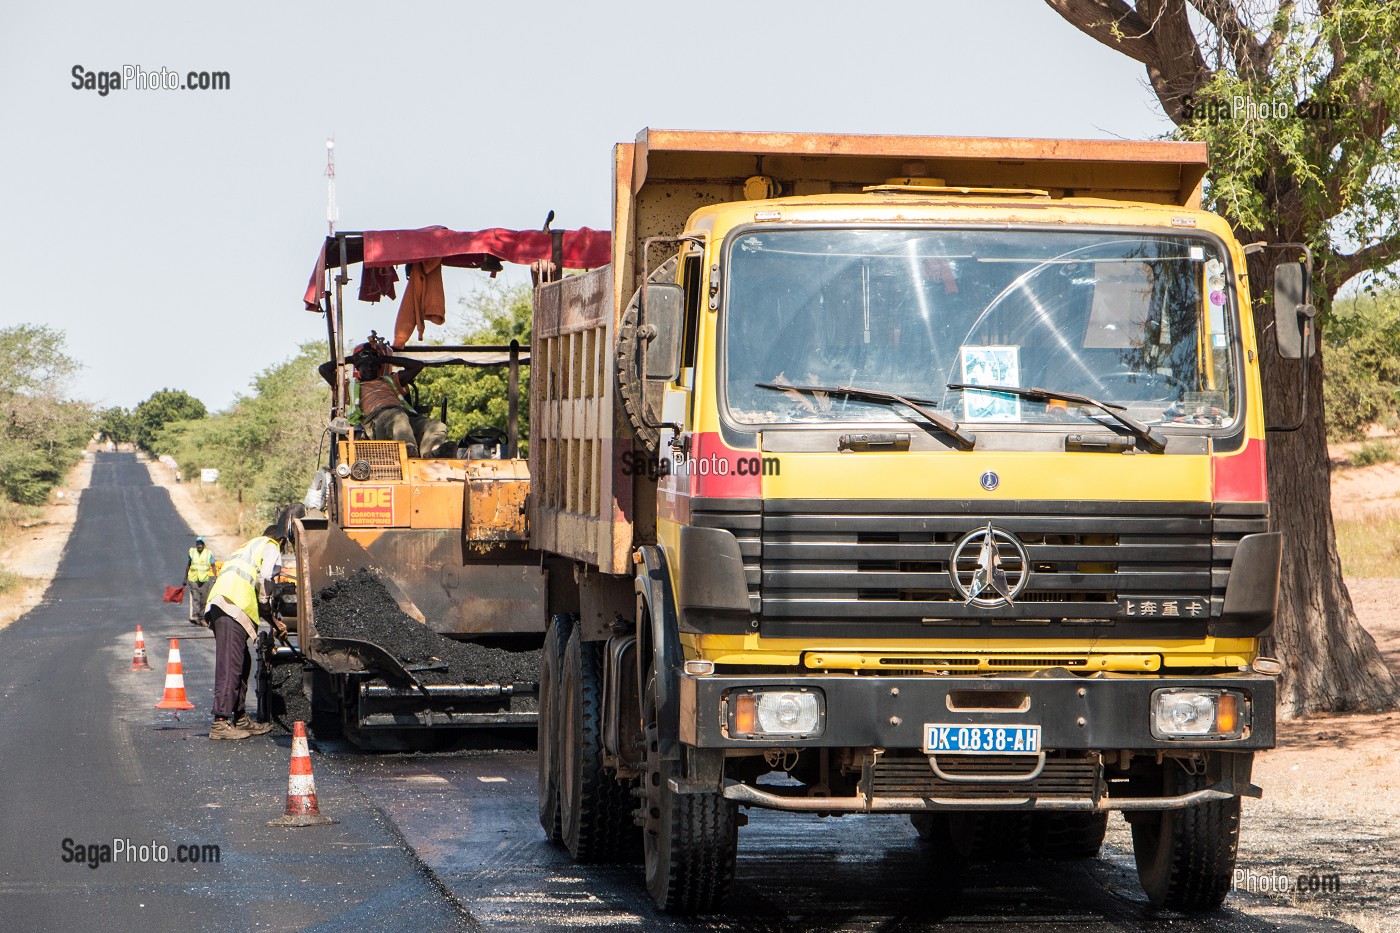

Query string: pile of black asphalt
[264,655,313,734]
[311,568,541,686]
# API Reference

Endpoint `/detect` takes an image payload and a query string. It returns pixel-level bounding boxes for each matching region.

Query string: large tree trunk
[1249,255,1399,715]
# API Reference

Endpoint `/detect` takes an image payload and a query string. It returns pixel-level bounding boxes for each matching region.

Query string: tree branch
[1043,0,1159,66]
[1189,0,1266,77]
[1046,0,1214,123]
[1135,0,1213,122]
[1262,0,1296,62]
[1332,234,1400,294]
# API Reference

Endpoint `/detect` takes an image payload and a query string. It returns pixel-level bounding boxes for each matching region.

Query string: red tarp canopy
[303,225,611,310]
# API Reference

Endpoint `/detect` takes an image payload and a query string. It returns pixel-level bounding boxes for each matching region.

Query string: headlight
[1151,688,1247,739]
[728,689,824,738]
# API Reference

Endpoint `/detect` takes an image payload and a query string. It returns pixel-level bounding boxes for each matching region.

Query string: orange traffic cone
[154,638,196,710]
[130,626,153,671]
[269,721,337,827]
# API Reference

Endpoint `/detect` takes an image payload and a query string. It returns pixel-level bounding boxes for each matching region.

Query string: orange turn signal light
[733,694,757,736]
[1216,693,1240,734]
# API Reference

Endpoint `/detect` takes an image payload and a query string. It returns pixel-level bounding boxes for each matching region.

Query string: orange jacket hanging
[393,259,445,345]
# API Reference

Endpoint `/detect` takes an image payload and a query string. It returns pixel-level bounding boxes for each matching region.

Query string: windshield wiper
[946,383,1167,453]
[756,382,977,450]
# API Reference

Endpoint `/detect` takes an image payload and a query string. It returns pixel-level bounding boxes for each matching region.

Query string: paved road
[334,744,1360,933]
[0,452,1365,932]
[0,453,469,932]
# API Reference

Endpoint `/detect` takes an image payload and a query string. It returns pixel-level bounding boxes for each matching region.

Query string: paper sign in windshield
[959,346,1021,421]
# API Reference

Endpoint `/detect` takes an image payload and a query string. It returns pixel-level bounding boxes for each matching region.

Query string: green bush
[1351,439,1397,467]
[1324,290,1400,441]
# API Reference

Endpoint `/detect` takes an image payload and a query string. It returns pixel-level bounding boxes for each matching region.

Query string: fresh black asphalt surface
[0,452,1365,931]
[0,453,469,932]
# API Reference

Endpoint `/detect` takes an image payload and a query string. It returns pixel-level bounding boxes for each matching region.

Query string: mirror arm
[1266,303,1315,433]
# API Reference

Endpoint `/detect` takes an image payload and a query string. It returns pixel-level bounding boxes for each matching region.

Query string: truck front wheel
[1130,763,1240,911]
[640,660,738,912]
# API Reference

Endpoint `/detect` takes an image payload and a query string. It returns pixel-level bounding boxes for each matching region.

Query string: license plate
[923,723,1041,754]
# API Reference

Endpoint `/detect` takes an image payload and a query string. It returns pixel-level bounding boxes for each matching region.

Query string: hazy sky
[0,1,1173,412]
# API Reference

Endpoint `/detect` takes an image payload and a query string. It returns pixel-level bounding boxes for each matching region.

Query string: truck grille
[691,498,1268,638]
[864,751,1102,801]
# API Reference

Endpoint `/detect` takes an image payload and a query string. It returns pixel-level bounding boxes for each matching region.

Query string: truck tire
[560,625,639,863]
[1131,762,1240,912]
[947,812,1031,861]
[640,658,738,912]
[1029,812,1108,859]
[615,256,678,457]
[537,614,572,843]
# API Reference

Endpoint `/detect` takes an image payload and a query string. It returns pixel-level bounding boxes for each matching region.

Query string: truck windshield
[722,228,1238,431]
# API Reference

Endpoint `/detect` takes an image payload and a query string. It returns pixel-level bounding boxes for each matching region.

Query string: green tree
[156,343,329,532]
[133,389,206,453]
[0,325,93,505]
[1046,0,1400,713]
[97,406,135,445]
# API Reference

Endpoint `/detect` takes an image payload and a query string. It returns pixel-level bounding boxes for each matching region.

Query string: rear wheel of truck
[560,624,639,863]
[1029,812,1108,859]
[640,655,738,913]
[536,614,572,843]
[1131,762,1240,912]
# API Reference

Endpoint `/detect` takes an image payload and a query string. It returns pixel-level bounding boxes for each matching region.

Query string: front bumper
[678,671,1274,813]
[679,671,1275,750]
[716,778,1249,813]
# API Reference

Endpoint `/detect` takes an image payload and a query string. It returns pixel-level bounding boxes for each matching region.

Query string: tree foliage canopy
[0,324,93,505]
[132,388,206,453]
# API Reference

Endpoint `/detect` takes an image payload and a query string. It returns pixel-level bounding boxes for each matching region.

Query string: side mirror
[642,282,684,382]
[1272,262,1315,359]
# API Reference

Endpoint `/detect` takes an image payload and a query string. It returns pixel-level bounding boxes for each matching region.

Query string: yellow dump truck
[532,130,1313,912]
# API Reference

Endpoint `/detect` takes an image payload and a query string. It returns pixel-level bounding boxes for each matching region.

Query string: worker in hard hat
[202,516,293,740]
[346,335,452,458]
[183,536,216,626]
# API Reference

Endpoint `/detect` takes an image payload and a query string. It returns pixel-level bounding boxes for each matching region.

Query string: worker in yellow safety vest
[183,536,216,626]
[202,520,291,740]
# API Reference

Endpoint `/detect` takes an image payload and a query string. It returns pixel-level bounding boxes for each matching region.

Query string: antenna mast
[325,137,338,235]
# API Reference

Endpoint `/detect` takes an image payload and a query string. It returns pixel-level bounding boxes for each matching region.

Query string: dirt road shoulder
[0,453,95,631]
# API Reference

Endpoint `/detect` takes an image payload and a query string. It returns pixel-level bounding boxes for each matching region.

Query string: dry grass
[0,501,40,555]
[1336,509,1400,578]
[0,567,24,595]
